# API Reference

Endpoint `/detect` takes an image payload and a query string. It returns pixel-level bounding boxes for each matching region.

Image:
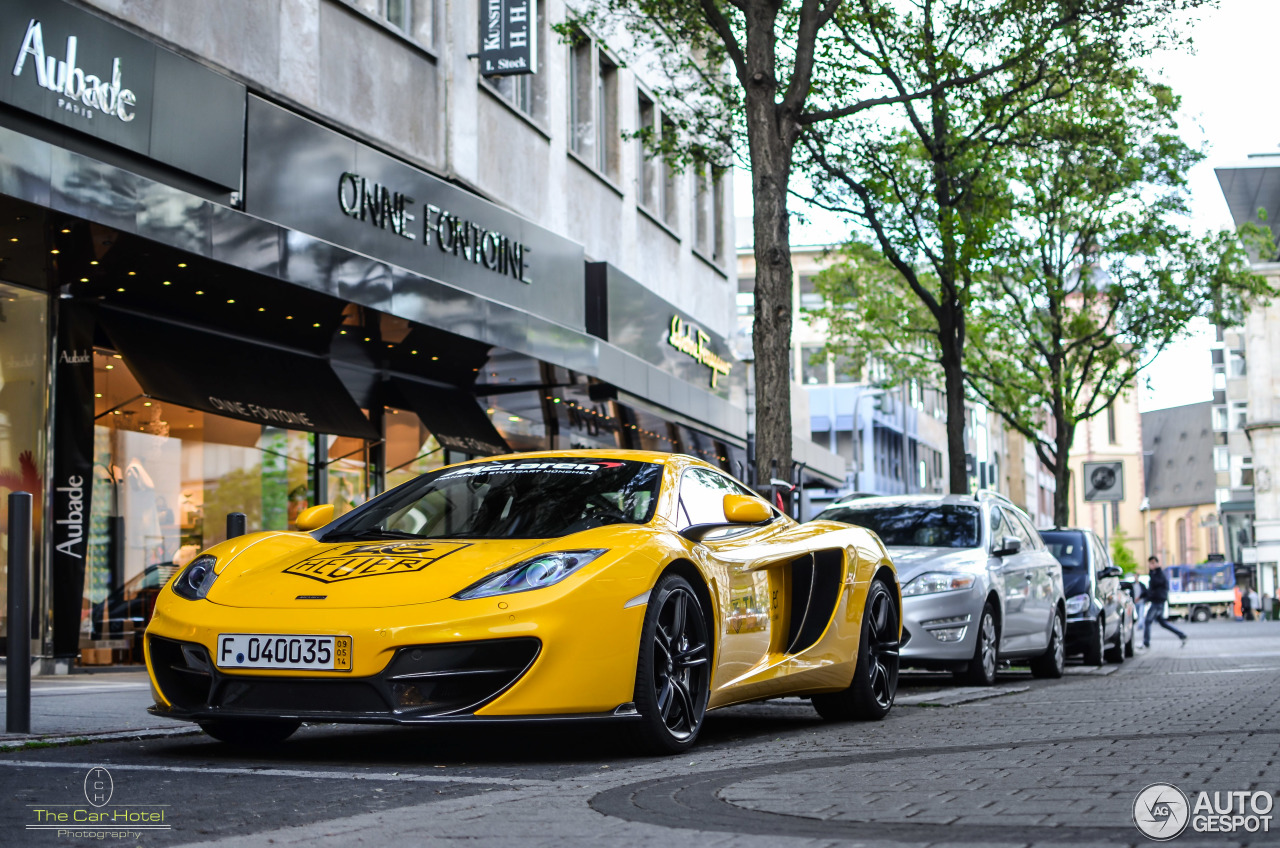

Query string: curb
[0,725,200,750]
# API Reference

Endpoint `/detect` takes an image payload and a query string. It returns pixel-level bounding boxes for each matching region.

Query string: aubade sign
[0,0,245,188]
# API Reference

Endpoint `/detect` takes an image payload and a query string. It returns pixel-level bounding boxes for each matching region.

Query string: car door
[991,506,1033,649]
[1090,532,1121,640]
[996,506,1047,651]
[1011,509,1056,650]
[674,467,783,694]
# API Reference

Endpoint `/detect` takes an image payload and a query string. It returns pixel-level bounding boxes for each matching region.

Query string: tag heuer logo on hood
[284,542,470,583]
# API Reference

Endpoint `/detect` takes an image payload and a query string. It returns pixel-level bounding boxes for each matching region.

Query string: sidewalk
[0,670,197,747]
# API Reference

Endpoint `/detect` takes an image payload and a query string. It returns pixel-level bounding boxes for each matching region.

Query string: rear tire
[813,577,899,721]
[1123,616,1136,658]
[1191,606,1211,623]
[199,719,299,747]
[1083,615,1104,667]
[954,603,998,686]
[630,574,711,754]
[1030,612,1065,679]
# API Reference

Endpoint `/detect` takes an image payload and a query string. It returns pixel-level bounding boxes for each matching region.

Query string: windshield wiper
[327,528,425,542]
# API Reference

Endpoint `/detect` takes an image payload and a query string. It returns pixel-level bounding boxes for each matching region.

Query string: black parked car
[1040,528,1134,665]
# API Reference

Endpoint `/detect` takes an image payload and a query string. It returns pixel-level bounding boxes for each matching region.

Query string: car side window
[1090,534,1110,570]
[676,468,735,528]
[1001,507,1034,549]
[988,506,1005,547]
[1012,509,1042,550]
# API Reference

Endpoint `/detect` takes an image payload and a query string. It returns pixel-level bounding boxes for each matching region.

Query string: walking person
[1144,558,1188,648]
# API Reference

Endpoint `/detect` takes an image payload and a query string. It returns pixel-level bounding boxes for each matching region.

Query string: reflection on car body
[812,491,1066,686]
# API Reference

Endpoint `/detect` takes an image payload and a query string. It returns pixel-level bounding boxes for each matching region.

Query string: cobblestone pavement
[0,620,1276,847]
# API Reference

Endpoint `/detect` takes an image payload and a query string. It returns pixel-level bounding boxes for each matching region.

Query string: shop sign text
[668,315,732,387]
[11,19,137,123]
[53,474,86,559]
[338,171,530,283]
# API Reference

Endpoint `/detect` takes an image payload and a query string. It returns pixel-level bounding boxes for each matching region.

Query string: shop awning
[387,377,509,457]
[97,307,379,440]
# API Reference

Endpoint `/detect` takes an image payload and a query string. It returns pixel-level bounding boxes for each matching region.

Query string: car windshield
[321,458,664,541]
[816,504,981,548]
[1041,531,1089,596]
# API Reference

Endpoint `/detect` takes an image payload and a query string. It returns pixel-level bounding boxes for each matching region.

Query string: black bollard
[226,512,247,539]
[7,492,32,734]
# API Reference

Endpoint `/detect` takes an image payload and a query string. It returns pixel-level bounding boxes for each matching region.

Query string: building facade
[1066,388,1147,564]
[1142,402,1221,568]
[0,0,750,669]
[1216,155,1280,600]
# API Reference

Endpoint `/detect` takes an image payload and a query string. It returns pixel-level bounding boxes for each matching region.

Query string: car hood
[887,546,986,584]
[202,532,555,609]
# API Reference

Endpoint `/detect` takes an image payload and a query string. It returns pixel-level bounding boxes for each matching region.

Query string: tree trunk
[940,316,969,495]
[1052,425,1074,527]
[743,2,795,499]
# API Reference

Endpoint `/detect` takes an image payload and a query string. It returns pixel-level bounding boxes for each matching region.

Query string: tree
[798,0,1199,494]
[962,76,1275,525]
[571,0,1105,497]
[1110,528,1139,575]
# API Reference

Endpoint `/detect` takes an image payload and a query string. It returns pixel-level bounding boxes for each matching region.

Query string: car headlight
[902,572,976,597]
[1065,593,1091,615]
[454,550,606,600]
[171,555,218,600]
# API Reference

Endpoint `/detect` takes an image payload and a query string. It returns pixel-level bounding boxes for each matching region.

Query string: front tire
[813,576,899,721]
[1123,615,1136,658]
[954,603,998,686]
[631,574,711,754]
[198,719,299,746]
[1083,615,1105,666]
[1030,612,1065,679]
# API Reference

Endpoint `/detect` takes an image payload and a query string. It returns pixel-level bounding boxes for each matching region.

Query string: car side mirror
[1098,565,1123,579]
[296,504,334,532]
[723,494,771,524]
[994,535,1021,556]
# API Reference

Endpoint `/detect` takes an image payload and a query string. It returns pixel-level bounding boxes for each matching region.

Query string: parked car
[812,492,1065,686]
[1040,529,1134,665]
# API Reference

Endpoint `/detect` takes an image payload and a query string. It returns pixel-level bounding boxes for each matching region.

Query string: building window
[661,117,679,228]
[1207,522,1220,556]
[801,345,826,385]
[1228,349,1247,378]
[567,32,618,179]
[1212,405,1228,432]
[1213,445,1230,472]
[638,94,658,210]
[488,0,544,118]
[799,275,822,311]
[1148,520,1157,558]
[1230,401,1248,431]
[385,0,410,31]
[1105,403,1117,444]
[1176,517,1187,564]
[568,33,593,159]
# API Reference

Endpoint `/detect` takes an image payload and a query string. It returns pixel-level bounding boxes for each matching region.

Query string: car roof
[823,493,988,510]
[451,448,705,466]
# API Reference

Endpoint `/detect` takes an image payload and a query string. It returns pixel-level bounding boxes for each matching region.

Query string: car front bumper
[899,589,984,667]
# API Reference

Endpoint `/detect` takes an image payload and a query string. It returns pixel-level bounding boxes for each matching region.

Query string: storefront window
[0,283,49,646]
[386,408,444,491]
[84,350,321,665]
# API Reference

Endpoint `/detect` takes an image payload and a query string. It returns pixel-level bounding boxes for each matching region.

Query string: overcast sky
[735,1,1280,412]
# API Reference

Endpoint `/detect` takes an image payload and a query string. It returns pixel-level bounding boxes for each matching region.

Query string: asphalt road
[1,619,1277,847]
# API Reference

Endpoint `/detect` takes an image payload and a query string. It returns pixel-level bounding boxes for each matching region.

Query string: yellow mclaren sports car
[145,450,900,753]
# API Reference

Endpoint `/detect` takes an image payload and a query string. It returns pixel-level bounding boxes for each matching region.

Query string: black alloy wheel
[1030,612,1066,679]
[632,574,711,754]
[199,719,300,747]
[1083,614,1105,666]
[813,577,899,721]
[955,603,998,686]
